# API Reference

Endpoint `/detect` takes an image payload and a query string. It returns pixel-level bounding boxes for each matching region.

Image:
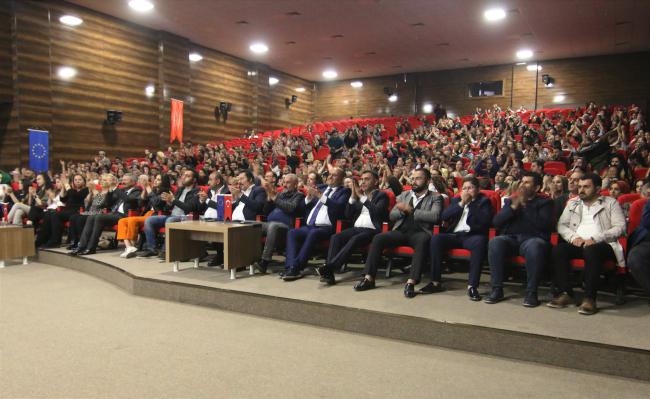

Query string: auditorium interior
[1,0,650,397]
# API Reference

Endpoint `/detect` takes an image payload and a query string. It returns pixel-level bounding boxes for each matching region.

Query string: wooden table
[165,220,262,279]
[0,225,35,268]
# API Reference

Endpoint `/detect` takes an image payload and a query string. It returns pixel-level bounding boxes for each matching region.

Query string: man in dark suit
[316,170,389,285]
[230,170,266,222]
[625,189,650,296]
[485,172,554,307]
[253,173,305,273]
[196,171,230,218]
[72,173,142,255]
[282,167,351,281]
[354,168,443,298]
[425,176,492,300]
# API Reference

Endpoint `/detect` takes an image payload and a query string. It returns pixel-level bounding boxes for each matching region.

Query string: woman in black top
[36,174,89,248]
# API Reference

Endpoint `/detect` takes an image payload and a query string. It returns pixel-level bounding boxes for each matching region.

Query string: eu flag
[29,129,49,172]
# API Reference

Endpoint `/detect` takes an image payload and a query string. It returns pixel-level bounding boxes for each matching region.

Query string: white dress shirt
[117,187,135,214]
[203,189,221,219]
[351,192,376,230]
[453,201,471,233]
[232,186,253,221]
[410,190,428,208]
[306,186,337,226]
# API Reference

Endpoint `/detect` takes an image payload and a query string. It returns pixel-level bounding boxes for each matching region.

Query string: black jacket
[107,186,142,215]
[264,189,305,225]
[493,195,554,240]
[441,194,492,235]
[196,185,230,214]
[169,186,200,214]
[345,190,390,231]
[232,185,267,221]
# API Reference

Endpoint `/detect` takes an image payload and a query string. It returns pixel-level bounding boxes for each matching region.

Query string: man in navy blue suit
[230,170,267,222]
[624,185,650,296]
[424,176,492,300]
[283,166,351,281]
[316,170,390,285]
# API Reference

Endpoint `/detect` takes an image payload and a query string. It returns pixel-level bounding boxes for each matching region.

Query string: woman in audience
[118,174,171,258]
[67,174,111,250]
[609,180,630,200]
[8,172,51,225]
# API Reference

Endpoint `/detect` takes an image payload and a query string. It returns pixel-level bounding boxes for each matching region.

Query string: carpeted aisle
[1,263,649,398]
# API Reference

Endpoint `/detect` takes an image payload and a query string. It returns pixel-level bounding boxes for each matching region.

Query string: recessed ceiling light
[57,66,77,80]
[59,15,83,26]
[516,62,527,65]
[350,81,363,88]
[268,77,279,85]
[295,87,305,92]
[484,8,506,22]
[322,70,337,79]
[249,42,269,54]
[516,49,534,59]
[145,84,155,97]
[189,52,203,62]
[331,34,344,39]
[422,103,433,113]
[388,94,398,102]
[526,64,542,71]
[129,0,154,13]
[553,94,566,103]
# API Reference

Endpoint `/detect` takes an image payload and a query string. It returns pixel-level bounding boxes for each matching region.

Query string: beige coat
[557,196,626,267]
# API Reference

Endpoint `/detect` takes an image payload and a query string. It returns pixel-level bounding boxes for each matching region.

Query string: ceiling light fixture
[59,15,83,26]
[57,66,77,80]
[322,70,337,79]
[249,42,269,54]
[145,84,155,97]
[526,64,542,71]
[189,52,203,62]
[515,62,526,65]
[129,0,154,13]
[268,77,279,85]
[553,94,566,103]
[484,8,506,22]
[350,81,363,88]
[295,87,305,92]
[388,94,398,102]
[516,49,534,59]
[422,103,433,113]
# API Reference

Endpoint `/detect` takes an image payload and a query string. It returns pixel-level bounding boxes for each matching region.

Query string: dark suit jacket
[305,184,351,225]
[442,194,492,235]
[345,190,389,232]
[107,186,142,215]
[264,189,305,225]
[232,185,267,221]
[196,185,230,215]
[493,195,554,240]
[629,199,650,249]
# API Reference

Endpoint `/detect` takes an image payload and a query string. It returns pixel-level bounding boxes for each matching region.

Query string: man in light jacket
[549,173,626,315]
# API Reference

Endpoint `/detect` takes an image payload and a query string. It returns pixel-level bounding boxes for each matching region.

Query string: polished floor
[1,263,649,399]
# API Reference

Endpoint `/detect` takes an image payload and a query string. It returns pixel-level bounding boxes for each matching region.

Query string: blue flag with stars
[29,129,49,172]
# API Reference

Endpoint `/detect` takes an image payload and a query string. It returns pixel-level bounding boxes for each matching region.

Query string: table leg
[0,260,5,268]
[230,269,236,280]
[249,265,254,275]
[22,257,28,265]
[173,261,179,272]
[194,258,199,268]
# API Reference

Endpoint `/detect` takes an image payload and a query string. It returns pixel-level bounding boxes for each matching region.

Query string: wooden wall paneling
[189,47,256,144]
[315,74,415,121]
[13,0,53,168]
[0,0,18,169]
[255,65,272,133]
[268,70,314,130]
[158,31,190,149]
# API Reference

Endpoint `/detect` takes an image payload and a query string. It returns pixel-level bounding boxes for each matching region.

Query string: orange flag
[170,99,184,143]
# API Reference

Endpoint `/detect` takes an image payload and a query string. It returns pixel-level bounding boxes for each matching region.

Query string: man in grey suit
[354,168,443,298]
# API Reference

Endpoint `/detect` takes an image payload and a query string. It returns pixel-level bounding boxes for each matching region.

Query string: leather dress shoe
[253,259,269,274]
[78,249,96,256]
[467,287,482,301]
[353,278,375,291]
[404,283,416,298]
[316,264,335,285]
[68,248,84,256]
[523,291,540,308]
[282,269,303,281]
[419,282,445,294]
[483,288,504,304]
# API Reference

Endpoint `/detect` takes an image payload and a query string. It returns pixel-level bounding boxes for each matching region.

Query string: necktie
[307,187,330,226]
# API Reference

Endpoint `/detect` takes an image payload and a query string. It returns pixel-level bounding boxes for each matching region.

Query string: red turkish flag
[170,99,184,144]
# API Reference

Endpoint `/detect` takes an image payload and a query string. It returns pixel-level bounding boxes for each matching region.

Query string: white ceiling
[68,0,650,82]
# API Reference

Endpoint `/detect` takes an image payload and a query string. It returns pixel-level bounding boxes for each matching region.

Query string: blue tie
[308,187,330,226]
